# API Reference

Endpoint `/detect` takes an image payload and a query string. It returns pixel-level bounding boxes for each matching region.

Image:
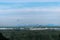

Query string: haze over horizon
[0,0,60,26]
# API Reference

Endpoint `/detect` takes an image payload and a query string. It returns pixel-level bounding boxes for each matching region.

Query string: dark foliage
[1,30,60,40]
[0,33,9,40]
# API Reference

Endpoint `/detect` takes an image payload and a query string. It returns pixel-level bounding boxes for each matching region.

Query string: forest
[0,29,60,40]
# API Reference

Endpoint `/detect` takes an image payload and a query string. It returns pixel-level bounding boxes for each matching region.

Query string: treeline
[1,30,60,40]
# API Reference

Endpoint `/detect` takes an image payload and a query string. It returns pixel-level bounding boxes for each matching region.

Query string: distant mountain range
[46,24,59,26]
[16,24,59,26]
[0,24,59,28]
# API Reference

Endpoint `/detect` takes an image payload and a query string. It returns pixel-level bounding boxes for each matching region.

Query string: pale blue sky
[0,0,60,26]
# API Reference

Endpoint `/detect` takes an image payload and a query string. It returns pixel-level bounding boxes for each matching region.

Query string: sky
[0,0,60,26]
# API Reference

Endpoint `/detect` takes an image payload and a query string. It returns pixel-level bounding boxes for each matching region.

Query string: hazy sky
[0,0,60,26]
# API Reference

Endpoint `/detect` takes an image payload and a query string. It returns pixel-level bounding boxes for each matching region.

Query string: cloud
[0,7,60,14]
[0,0,60,2]
[0,7,60,25]
[0,2,60,10]
[0,0,60,26]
